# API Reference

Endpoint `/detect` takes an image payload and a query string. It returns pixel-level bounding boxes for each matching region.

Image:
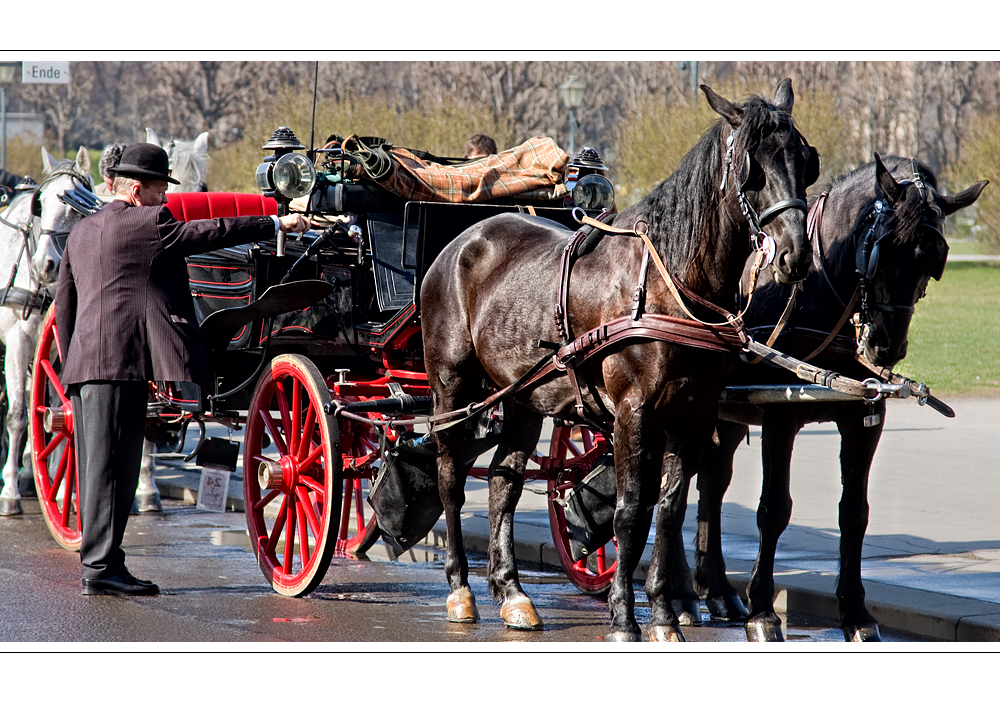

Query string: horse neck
[0,196,32,290]
[815,177,876,307]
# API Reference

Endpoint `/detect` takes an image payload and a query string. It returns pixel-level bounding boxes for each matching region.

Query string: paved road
[147,396,1000,642]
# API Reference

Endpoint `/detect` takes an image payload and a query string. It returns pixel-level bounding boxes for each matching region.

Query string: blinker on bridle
[721,126,809,265]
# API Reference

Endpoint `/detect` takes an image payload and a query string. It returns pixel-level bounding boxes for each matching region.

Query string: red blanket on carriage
[342,135,570,203]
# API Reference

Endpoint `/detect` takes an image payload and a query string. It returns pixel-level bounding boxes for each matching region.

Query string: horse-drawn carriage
[27,126,625,597]
[21,78,986,642]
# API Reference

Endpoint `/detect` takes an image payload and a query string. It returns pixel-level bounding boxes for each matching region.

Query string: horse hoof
[745,615,784,642]
[605,629,641,643]
[672,597,703,626]
[844,624,882,642]
[0,499,23,516]
[706,594,749,622]
[500,595,543,631]
[648,625,686,642]
[136,493,162,512]
[446,587,479,624]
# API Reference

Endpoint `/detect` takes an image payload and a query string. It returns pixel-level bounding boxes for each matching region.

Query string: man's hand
[278,214,311,234]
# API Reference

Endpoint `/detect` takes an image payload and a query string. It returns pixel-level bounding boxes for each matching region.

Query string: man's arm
[54,246,76,356]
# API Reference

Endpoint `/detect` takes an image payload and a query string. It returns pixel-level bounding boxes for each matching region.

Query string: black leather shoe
[82,572,160,596]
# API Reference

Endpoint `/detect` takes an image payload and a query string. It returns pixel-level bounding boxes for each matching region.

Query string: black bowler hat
[108,143,180,184]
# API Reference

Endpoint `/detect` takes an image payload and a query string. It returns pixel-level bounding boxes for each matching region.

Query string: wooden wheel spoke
[291,380,302,458]
[282,497,297,574]
[295,498,311,566]
[298,474,325,495]
[265,494,289,556]
[39,359,69,404]
[253,488,281,512]
[275,380,293,456]
[258,408,288,455]
[61,446,77,529]
[296,403,317,463]
[295,485,321,544]
[37,431,66,464]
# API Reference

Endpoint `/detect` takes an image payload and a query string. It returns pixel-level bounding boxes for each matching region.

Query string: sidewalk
[152,396,1000,642]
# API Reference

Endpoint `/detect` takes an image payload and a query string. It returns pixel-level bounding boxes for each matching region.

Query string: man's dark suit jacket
[55,199,276,391]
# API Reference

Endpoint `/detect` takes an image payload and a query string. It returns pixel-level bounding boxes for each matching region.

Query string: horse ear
[938,180,988,217]
[41,146,58,175]
[874,152,904,206]
[773,78,794,113]
[701,84,743,127]
[193,132,209,155]
[146,128,161,147]
[76,145,90,176]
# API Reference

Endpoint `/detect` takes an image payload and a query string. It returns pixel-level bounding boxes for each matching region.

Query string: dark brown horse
[420,80,818,641]
[687,154,986,641]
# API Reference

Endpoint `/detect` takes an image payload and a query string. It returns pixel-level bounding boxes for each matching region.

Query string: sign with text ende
[22,61,71,84]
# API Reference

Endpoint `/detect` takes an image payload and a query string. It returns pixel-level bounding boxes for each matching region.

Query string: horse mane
[829,155,940,249]
[615,94,786,272]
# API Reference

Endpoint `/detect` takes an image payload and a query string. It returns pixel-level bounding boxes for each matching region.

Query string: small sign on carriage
[21,61,71,84]
[196,468,230,513]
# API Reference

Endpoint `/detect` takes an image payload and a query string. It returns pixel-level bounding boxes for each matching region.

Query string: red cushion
[165,192,278,222]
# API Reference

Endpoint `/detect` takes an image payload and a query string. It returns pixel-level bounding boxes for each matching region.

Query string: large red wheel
[29,304,81,551]
[243,354,341,597]
[546,424,617,596]
[332,392,381,556]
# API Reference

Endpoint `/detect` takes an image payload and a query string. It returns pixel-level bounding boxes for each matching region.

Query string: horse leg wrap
[500,595,543,631]
[446,587,480,624]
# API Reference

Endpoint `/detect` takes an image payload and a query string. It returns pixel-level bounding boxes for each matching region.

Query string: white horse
[0,146,92,515]
[131,129,211,512]
[146,129,209,193]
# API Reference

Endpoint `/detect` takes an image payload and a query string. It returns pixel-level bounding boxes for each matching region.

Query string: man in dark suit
[55,143,310,595]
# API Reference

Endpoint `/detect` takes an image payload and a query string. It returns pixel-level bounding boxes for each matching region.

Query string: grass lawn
[895,261,1000,397]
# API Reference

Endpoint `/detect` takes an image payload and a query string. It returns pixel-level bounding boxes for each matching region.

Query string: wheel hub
[42,402,73,435]
[257,454,298,491]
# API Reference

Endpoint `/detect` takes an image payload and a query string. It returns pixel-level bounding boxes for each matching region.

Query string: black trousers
[69,381,147,580]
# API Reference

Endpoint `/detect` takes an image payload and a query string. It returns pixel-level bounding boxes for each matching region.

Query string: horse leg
[488,409,544,630]
[745,409,799,642]
[694,420,749,621]
[667,527,702,626]
[132,439,162,513]
[835,400,884,642]
[606,408,662,642]
[645,448,695,642]
[0,322,35,516]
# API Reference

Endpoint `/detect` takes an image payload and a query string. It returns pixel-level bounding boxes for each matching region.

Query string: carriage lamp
[572,173,615,211]
[258,126,316,256]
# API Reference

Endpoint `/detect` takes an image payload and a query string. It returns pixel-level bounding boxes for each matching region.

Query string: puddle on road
[210,530,252,548]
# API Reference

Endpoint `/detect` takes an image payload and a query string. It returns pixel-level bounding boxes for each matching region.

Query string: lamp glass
[559,76,585,109]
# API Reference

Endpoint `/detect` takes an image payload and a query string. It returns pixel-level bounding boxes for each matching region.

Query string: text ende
[29,66,63,80]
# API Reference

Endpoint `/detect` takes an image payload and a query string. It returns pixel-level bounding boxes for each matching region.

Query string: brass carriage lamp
[257,126,316,256]
[559,75,585,155]
[0,62,19,172]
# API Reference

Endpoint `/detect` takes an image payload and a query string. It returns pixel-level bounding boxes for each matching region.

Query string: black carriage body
[183,182,587,410]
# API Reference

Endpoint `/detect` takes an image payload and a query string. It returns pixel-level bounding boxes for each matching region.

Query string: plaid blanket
[344,135,570,203]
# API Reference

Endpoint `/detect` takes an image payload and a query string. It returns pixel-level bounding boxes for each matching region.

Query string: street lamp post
[0,63,20,172]
[676,61,699,107]
[559,75,585,156]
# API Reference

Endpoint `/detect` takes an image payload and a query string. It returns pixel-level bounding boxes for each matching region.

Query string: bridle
[0,168,92,318]
[720,123,810,266]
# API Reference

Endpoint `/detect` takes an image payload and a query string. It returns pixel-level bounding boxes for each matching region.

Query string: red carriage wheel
[546,424,617,596]
[29,304,82,551]
[332,392,381,556]
[243,354,341,597]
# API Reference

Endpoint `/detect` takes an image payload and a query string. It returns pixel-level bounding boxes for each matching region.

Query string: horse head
[855,153,987,366]
[702,78,817,286]
[147,128,209,193]
[32,146,94,285]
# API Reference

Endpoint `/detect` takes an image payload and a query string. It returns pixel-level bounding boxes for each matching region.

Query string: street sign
[22,61,71,84]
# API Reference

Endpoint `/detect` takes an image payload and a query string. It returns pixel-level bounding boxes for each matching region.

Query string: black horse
[686,154,986,641]
[420,79,818,642]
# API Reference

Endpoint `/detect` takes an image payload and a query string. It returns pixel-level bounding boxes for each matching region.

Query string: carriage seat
[165,191,278,221]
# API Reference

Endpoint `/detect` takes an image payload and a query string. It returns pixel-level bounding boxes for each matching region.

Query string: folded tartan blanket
[342,135,569,203]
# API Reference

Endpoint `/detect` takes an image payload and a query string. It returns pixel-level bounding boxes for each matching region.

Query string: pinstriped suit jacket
[55,199,275,391]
